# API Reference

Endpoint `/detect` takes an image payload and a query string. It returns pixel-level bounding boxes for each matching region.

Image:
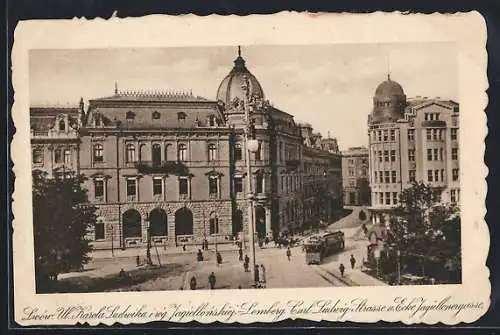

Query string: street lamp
[145,214,152,266]
[107,223,114,258]
[397,249,401,285]
[242,74,260,288]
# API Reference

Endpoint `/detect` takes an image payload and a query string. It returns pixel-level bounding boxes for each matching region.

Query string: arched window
[178,143,187,161]
[59,119,65,131]
[208,143,217,161]
[152,143,161,166]
[32,148,43,164]
[64,149,72,165]
[93,144,104,162]
[126,144,136,162]
[234,143,242,161]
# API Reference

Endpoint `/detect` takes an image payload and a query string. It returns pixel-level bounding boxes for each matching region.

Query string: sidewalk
[89,242,240,260]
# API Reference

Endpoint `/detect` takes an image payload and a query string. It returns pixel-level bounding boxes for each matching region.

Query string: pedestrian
[197,249,204,262]
[204,239,209,250]
[265,236,269,247]
[350,254,356,270]
[216,252,223,266]
[208,272,216,289]
[286,247,292,261]
[339,263,345,277]
[243,261,249,272]
[182,243,186,252]
[136,255,140,267]
[190,276,197,290]
[259,264,266,288]
[254,265,260,287]
[244,254,250,272]
[238,247,243,261]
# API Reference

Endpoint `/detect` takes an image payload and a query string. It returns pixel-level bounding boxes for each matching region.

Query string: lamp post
[145,214,152,266]
[397,249,401,285]
[107,224,114,258]
[242,74,260,288]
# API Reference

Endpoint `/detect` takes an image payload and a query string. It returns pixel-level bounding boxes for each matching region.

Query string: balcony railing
[135,161,189,175]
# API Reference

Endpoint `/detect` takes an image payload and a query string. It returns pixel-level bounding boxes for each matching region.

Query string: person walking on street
[259,264,267,288]
[197,249,204,262]
[238,247,243,261]
[216,252,223,266]
[190,276,197,290]
[339,263,345,277]
[350,254,356,270]
[286,247,292,261]
[182,243,186,252]
[244,254,250,272]
[208,272,216,289]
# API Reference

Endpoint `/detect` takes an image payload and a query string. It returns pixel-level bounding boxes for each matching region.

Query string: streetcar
[304,231,345,265]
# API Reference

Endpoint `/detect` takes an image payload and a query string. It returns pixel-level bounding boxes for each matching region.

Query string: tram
[304,231,345,265]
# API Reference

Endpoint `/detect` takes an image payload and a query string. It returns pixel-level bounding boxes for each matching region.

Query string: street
[58,207,385,291]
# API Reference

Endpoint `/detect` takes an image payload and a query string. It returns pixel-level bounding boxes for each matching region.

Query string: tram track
[311,264,359,287]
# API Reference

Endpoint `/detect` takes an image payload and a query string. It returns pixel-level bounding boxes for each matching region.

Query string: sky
[29,43,457,149]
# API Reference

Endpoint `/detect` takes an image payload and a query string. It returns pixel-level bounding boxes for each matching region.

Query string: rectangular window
[126,178,136,197]
[452,148,458,160]
[235,177,243,193]
[424,113,429,121]
[379,192,384,204]
[384,150,389,162]
[434,170,439,182]
[427,149,433,161]
[408,129,415,141]
[435,113,440,120]
[209,176,218,195]
[255,142,262,161]
[94,179,104,198]
[280,176,284,192]
[384,171,390,184]
[378,151,382,162]
[385,192,391,205]
[434,148,439,161]
[379,172,383,184]
[451,189,457,203]
[153,177,163,196]
[409,170,416,182]
[390,150,396,162]
[377,131,382,142]
[393,192,398,205]
[427,170,433,182]
[179,177,189,195]
[348,167,354,176]
[54,149,62,163]
[452,168,459,181]
[451,128,458,140]
[391,170,397,183]
[390,129,395,141]
[95,222,105,240]
[374,171,378,183]
[408,149,415,161]
[426,129,432,140]
[383,130,388,142]
[441,169,445,182]
[432,129,438,140]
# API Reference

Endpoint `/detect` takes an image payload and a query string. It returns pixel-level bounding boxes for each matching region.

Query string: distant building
[30,47,343,249]
[30,102,84,178]
[367,75,460,224]
[341,147,369,206]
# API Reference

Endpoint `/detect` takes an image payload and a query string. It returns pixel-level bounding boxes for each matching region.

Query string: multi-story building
[30,102,84,178]
[30,47,343,249]
[367,75,460,224]
[341,147,370,206]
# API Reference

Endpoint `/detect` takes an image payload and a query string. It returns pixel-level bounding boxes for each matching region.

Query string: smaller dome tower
[371,74,406,124]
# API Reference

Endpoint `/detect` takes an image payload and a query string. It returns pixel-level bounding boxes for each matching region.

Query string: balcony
[135,161,189,175]
[285,159,300,171]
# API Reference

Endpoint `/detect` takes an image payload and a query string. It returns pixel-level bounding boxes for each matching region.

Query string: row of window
[92,142,262,164]
[426,128,445,141]
[374,170,398,184]
[371,129,396,142]
[281,175,301,193]
[32,148,72,165]
[348,166,368,177]
[424,113,440,121]
[375,192,399,206]
[407,148,458,161]
[427,148,445,161]
[376,150,397,163]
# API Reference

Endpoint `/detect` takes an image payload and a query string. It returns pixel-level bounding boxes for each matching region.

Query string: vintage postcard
[11,12,489,325]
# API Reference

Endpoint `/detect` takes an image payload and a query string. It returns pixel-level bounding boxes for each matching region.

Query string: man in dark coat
[208,272,216,289]
[190,276,197,290]
[216,252,223,266]
[350,254,356,270]
[339,263,345,277]
[238,247,243,261]
[286,247,292,261]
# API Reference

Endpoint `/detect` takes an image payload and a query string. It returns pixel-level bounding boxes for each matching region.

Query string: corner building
[368,75,460,224]
[73,49,342,249]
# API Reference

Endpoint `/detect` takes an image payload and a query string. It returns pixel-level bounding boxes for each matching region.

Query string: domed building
[371,74,407,124]
[367,74,460,226]
[216,46,265,107]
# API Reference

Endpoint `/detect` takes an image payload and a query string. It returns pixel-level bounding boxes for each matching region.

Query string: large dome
[216,47,264,106]
[375,75,404,97]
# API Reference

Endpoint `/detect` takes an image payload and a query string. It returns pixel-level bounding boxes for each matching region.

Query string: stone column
[265,206,272,237]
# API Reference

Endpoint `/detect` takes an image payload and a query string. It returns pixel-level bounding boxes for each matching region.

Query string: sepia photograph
[29,43,461,293]
[12,12,488,325]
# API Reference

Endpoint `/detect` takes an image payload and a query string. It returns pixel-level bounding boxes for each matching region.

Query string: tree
[387,181,461,281]
[32,171,96,292]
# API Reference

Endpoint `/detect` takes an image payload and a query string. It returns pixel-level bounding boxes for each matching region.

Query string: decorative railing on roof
[135,161,189,175]
[115,89,206,101]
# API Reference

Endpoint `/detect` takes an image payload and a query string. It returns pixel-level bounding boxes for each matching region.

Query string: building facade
[341,147,370,206]
[31,48,343,249]
[367,75,460,224]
